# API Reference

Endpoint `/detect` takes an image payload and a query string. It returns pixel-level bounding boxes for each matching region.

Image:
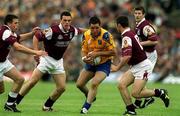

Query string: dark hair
[116,16,129,28]
[60,11,72,19]
[134,6,145,14]
[89,16,101,25]
[4,14,18,25]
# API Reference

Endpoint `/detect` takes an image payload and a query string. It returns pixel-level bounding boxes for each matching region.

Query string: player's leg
[134,88,154,109]
[117,70,136,115]
[42,73,66,111]
[81,71,106,114]
[16,68,43,105]
[136,51,157,108]
[4,67,24,112]
[132,79,170,108]
[76,69,94,98]
[0,80,5,94]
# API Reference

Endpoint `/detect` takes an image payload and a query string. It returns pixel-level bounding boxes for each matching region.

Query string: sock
[16,94,24,104]
[134,100,142,107]
[82,101,91,110]
[44,97,55,107]
[126,104,135,112]
[154,89,161,97]
[6,91,18,105]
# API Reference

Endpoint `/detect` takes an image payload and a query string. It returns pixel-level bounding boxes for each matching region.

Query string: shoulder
[2,29,11,41]
[102,29,111,42]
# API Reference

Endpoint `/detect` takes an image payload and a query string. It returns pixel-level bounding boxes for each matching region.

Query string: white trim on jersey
[143,25,155,37]
[136,18,145,27]
[122,36,132,48]
[74,27,78,36]
[2,30,11,41]
[45,28,53,40]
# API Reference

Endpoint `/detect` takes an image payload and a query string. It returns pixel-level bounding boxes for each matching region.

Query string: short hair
[116,16,129,28]
[89,16,101,25]
[134,6,145,14]
[4,14,18,25]
[60,11,72,19]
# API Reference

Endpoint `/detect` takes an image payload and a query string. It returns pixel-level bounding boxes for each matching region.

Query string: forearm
[13,42,37,55]
[19,32,34,42]
[141,40,158,46]
[117,56,130,70]
[96,50,115,57]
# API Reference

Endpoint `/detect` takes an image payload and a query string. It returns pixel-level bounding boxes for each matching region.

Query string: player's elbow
[13,42,23,51]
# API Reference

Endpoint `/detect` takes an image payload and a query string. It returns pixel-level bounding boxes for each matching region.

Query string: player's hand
[88,51,98,59]
[111,64,119,72]
[82,56,93,65]
[32,27,41,34]
[35,50,48,56]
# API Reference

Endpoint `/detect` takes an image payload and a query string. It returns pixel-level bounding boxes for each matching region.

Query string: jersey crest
[102,32,110,42]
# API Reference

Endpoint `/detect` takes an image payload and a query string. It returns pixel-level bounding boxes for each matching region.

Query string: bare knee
[76,82,83,89]
[91,81,99,89]
[117,82,126,91]
[76,80,87,90]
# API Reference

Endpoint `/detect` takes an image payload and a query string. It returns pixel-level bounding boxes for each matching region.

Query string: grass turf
[0,81,178,116]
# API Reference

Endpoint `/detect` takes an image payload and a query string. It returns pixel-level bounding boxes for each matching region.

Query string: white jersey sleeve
[143,25,155,37]
[122,36,132,48]
[44,28,53,40]
[2,30,11,41]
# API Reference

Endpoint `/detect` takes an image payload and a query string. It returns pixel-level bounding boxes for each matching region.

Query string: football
[94,57,101,65]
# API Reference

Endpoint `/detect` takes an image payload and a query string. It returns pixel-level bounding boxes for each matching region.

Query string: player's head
[134,6,145,23]
[60,11,72,32]
[4,14,19,32]
[89,16,101,37]
[116,16,129,33]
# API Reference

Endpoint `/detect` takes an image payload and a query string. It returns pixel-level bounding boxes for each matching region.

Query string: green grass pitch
[0,82,178,116]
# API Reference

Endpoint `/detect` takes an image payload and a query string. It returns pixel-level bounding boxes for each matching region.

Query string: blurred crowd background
[0,0,179,83]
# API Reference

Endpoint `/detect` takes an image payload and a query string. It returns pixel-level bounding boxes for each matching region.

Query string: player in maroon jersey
[133,6,160,109]
[111,16,169,115]
[16,11,86,111]
[0,14,47,112]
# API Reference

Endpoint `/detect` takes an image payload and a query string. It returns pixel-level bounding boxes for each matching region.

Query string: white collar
[59,23,70,33]
[4,25,11,31]
[121,28,130,35]
[136,18,145,27]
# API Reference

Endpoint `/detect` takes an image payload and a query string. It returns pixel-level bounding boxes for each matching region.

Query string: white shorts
[37,56,65,74]
[0,59,14,81]
[130,59,153,80]
[146,50,157,70]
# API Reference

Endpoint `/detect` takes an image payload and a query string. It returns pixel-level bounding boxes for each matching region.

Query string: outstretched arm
[13,42,47,56]
[19,27,41,42]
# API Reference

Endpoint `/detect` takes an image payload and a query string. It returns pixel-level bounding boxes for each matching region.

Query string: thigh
[91,71,106,85]
[4,67,22,81]
[76,69,94,86]
[52,73,66,88]
[119,70,134,87]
